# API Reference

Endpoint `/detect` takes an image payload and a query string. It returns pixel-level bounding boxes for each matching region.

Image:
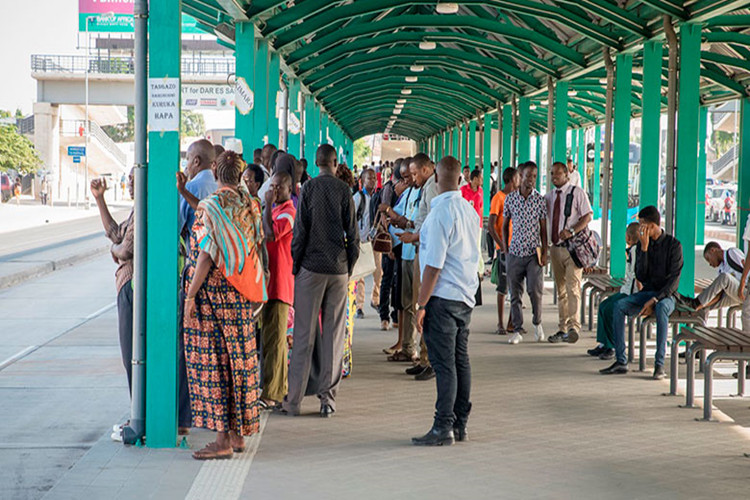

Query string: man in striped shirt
[679,241,744,314]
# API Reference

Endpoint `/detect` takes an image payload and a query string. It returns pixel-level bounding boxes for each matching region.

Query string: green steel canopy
[182,0,750,140]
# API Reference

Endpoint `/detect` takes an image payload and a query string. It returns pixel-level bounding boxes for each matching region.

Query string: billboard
[79,0,203,33]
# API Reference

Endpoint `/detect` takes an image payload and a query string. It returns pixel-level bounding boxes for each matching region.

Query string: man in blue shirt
[412,155,480,446]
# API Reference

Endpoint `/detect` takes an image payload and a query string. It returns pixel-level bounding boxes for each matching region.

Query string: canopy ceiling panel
[184,0,750,140]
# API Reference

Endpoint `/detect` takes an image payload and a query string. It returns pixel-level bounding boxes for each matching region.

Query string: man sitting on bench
[678,241,744,316]
[601,206,683,379]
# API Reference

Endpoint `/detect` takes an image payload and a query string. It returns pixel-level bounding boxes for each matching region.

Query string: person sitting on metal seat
[678,241,744,316]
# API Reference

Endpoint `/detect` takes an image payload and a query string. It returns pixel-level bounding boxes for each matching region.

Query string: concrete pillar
[33,102,60,199]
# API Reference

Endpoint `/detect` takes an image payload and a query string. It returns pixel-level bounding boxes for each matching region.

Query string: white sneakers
[534,324,545,342]
[508,332,523,344]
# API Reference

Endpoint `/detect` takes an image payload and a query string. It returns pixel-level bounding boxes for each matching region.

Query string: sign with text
[73,156,82,164]
[288,112,301,135]
[234,77,254,115]
[79,0,202,33]
[182,84,234,110]
[148,78,180,133]
[67,146,86,156]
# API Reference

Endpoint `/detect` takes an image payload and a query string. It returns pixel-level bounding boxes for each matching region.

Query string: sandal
[387,351,418,362]
[258,399,280,411]
[494,327,507,336]
[192,442,233,461]
[382,347,396,355]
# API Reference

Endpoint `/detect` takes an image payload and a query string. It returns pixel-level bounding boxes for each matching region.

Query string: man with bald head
[178,139,217,240]
[412,155,479,446]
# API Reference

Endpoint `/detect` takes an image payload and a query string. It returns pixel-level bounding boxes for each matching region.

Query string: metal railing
[61,119,128,167]
[31,54,234,76]
[16,115,35,135]
[712,144,738,175]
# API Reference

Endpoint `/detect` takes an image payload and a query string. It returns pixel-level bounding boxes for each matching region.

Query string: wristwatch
[568,227,576,236]
[416,303,425,311]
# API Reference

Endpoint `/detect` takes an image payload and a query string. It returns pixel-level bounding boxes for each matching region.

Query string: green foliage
[353,137,372,167]
[181,110,205,137]
[711,130,734,157]
[102,106,134,142]
[0,124,42,174]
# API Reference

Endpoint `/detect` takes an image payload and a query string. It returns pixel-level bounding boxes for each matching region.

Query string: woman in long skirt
[184,150,263,460]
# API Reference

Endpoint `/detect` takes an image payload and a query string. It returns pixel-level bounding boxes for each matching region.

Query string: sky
[0,0,80,115]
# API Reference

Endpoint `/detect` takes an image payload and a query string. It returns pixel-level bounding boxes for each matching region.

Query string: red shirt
[266,200,296,304]
[461,184,483,225]
[376,171,383,189]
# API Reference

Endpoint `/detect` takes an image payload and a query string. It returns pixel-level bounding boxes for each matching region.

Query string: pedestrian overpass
[123,0,750,447]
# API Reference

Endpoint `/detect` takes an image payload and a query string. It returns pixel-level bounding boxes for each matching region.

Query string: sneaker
[356,309,365,319]
[548,331,566,343]
[534,324,545,342]
[598,348,615,360]
[415,366,436,381]
[508,332,523,345]
[652,364,666,380]
[406,364,426,376]
[565,329,579,344]
[676,293,700,310]
[380,320,390,331]
[587,344,605,357]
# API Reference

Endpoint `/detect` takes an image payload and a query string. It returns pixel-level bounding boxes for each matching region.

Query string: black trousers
[423,296,473,431]
[378,248,400,322]
[117,281,134,395]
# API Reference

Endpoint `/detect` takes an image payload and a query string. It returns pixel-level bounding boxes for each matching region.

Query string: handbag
[562,187,601,269]
[351,241,377,282]
[371,212,393,254]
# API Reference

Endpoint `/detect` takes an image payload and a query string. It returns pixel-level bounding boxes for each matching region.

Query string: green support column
[483,112,492,217]
[502,104,512,168]
[303,95,316,163]
[554,82,569,163]
[640,40,662,209]
[697,106,708,245]
[146,0,180,447]
[287,79,301,158]
[593,125,602,219]
[437,133,443,160]
[535,135,542,178]
[577,127,586,190]
[253,39,269,146]
[611,53,633,279]
[518,97,531,162]
[234,23,255,153]
[267,51,280,146]
[469,119,477,167]
[675,23,702,296]
[459,122,465,164]
[321,112,329,144]
[738,97,750,249]
[570,128,577,164]
[452,127,459,157]
[310,101,321,176]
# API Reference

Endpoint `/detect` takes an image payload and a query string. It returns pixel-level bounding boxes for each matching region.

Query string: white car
[707,186,736,225]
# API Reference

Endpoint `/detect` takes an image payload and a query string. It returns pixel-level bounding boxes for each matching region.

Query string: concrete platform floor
[26,275,750,500]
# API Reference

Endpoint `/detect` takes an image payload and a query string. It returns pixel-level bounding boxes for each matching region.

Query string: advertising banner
[182,84,234,111]
[79,0,203,33]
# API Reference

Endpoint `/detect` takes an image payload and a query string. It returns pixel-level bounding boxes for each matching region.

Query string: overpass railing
[61,119,128,167]
[31,54,235,76]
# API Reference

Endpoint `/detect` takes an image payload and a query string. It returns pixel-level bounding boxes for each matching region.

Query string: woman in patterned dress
[184,150,263,460]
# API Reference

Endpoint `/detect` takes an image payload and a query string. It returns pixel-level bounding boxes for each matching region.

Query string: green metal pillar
[483,112,492,217]
[518,97,531,162]
[452,126,459,157]
[145,0,180,447]
[535,134,542,175]
[267,51,280,146]
[675,23,702,296]
[697,106,708,245]
[593,125,602,219]
[502,104,512,168]
[437,133,443,161]
[640,40,662,210]
[287,78,301,158]
[321,112,329,144]
[554,81,569,163]
[303,95,316,163]
[253,39,269,146]
[738,97,750,249]
[611,53,633,279]
[577,127,585,189]
[234,23,255,153]
[469,119,477,167]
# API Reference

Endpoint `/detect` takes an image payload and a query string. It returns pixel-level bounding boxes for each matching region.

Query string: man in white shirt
[546,161,592,343]
[412,155,479,447]
[680,241,744,313]
[353,169,377,318]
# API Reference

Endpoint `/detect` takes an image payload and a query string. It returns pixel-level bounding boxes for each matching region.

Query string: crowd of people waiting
[90,141,750,453]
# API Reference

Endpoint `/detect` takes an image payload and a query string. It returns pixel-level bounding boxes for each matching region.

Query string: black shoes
[412,427,455,446]
[677,294,700,310]
[549,330,579,344]
[453,426,468,442]
[355,309,365,319]
[415,366,435,381]
[600,361,628,375]
[598,348,615,360]
[652,365,666,380]
[320,404,335,418]
[587,345,605,357]
[406,364,426,376]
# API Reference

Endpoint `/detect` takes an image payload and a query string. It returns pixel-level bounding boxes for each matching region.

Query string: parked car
[707,185,736,225]
[0,173,12,202]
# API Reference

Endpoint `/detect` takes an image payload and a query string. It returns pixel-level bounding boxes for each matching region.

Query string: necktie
[552,189,562,245]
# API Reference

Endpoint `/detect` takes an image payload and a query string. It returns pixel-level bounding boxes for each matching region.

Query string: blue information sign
[67,146,86,156]
[73,156,81,163]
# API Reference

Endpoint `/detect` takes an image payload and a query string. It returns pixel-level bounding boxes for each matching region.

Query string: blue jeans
[612,291,675,366]
[423,296,473,431]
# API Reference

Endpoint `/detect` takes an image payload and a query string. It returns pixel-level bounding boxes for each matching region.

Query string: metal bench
[580,275,624,331]
[669,325,750,421]
[635,304,706,372]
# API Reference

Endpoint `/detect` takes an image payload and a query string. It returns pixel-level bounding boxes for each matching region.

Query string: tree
[0,124,42,174]
[353,137,372,167]
[101,106,134,142]
[181,110,205,137]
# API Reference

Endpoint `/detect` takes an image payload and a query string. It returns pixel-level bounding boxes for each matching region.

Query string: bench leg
[588,288,595,332]
[698,348,707,374]
[579,284,588,328]
[738,360,746,397]
[702,352,720,421]
[684,343,703,409]
[669,333,687,396]
[628,318,635,364]
[639,321,648,372]
[717,308,723,328]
